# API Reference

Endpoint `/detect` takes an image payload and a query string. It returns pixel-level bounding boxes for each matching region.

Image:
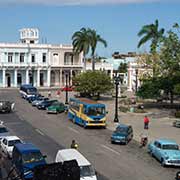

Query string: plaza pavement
[40,89,180,145]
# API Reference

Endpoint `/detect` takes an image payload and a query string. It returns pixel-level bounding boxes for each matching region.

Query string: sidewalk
[39,90,180,145]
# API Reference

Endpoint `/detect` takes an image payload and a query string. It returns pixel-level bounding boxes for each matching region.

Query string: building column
[14,69,17,87]
[26,69,29,84]
[70,69,73,86]
[37,69,40,87]
[59,68,62,88]
[127,65,133,92]
[2,68,6,88]
[47,68,51,87]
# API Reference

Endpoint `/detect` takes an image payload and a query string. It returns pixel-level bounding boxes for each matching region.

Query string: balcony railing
[0,62,49,68]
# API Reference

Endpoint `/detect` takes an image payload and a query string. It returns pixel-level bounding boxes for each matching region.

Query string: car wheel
[72,117,76,124]
[161,158,166,167]
[83,122,86,128]
[7,153,11,159]
[111,140,114,144]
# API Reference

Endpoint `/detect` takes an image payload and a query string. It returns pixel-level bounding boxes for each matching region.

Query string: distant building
[85,61,113,78]
[0,28,83,88]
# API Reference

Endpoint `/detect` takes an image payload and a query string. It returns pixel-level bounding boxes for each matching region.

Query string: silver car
[0,124,10,140]
[32,98,49,107]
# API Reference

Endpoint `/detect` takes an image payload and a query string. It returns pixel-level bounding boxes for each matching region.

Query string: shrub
[119,106,129,112]
[175,111,180,118]
[134,108,146,113]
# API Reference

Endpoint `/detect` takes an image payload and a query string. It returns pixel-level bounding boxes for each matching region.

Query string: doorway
[40,73,44,86]
[17,73,22,86]
[29,73,34,86]
[6,73,11,87]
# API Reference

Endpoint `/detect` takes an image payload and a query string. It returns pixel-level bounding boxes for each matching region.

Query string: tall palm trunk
[83,55,86,72]
[92,55,95,71]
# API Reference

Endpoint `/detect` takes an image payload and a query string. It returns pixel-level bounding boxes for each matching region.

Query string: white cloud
[0,0,170,6]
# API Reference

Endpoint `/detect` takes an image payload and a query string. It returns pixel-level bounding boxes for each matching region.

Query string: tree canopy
[73,71,113,99]
[72,27,107,71]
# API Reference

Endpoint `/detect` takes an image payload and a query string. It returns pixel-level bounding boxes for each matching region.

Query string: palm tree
[173,23,180,33]
[137,19,164,76]
[72,28,91,71]
[89,29,107,71]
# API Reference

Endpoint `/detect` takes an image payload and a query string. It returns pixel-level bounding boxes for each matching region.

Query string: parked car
[32,98,49,107]
[55,149,97,180]
[60,86,74,92]
[0,101,15,113]
[111,124,133,144]
[47,102,67,114]
[27,94,43,103]
[12,143,47,179]
[173,120,180,128]
[1,136,22,158]
[148,139,180,167]
[0,123,10,140]
[37,100,58,110]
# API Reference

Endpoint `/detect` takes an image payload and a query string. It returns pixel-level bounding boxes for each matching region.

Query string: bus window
[87,107,105,116]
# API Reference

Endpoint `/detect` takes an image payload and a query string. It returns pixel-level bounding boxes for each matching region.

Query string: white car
[55,149,97,180]
[1,136,22,158]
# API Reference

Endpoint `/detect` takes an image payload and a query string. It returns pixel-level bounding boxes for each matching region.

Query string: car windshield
[27,88,37,94]
[22,152,44,164]
[116,127,128,133]
[8,139,21,146]
[87,107,105,116]
[0,127,8,133]
[80,165,95,177]
[162,144,179,150]
[51,102,61,106]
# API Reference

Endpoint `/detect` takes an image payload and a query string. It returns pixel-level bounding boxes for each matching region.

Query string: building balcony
[51,62,83,68]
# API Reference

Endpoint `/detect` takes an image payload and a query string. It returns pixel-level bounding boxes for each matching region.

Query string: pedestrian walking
[48,91,51,98]
[70,140,79,150]
[144,115,150,129]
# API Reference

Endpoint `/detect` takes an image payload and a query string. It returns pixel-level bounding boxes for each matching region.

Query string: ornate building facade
[0,28,83,88]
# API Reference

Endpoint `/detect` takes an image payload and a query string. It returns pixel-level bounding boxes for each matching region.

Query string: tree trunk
[83,56,86,72]
[170,91,174,104]
[92,56,95,71]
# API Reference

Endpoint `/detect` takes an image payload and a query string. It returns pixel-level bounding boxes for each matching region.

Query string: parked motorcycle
[139,135,148,148]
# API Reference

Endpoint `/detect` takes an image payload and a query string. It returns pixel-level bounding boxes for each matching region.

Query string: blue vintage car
[148,139,180,167]
[111,124,133,145]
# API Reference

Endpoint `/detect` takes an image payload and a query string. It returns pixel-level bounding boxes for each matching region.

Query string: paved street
[0,89,179,180]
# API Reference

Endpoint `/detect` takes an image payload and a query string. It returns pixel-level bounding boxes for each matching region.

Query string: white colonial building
[0,28,83,88]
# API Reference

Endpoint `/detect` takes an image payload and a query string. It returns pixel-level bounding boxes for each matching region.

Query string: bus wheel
[83,122,86,128]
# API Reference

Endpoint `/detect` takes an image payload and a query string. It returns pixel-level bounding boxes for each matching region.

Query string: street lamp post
[135,68,138,93]
[65,71,69,104]
[113,71,121,122]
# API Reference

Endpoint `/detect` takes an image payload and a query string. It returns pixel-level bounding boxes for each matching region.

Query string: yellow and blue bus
[68,98,107,128]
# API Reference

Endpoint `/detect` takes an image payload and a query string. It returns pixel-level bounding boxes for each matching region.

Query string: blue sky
[0,0,179,57]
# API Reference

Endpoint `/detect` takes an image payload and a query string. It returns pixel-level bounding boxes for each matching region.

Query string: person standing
[144,115,150,129]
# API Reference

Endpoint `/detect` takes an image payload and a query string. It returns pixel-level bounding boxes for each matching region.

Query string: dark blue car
[12,143,46,179]
[26,94,44,103]
[111,124,133,145]
[37,100,58,110]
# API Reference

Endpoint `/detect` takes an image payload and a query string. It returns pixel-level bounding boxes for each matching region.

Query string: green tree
[72,28,91,71]
[137,31,180,104]
[73,71,113,99]
[88,29,107,71]
[137,20,164,76]
[118,62,128,73]
[159,31,180,103]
